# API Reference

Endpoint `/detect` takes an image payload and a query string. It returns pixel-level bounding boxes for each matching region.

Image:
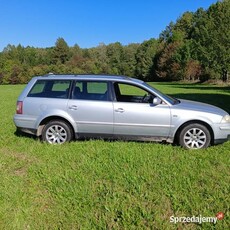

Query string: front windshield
[143,82,179,105]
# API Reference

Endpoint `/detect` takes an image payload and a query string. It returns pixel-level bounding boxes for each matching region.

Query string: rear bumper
[14,114,36,127]
[14,114,37,135]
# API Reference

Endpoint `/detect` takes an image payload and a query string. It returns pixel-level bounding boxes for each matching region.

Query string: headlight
[221,115,230,123]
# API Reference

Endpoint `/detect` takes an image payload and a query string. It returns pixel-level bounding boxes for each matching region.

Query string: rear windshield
[27,80,71,99]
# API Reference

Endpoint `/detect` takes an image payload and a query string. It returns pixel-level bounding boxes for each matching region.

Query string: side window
[72,81,109,101]
[87,82,107,94]
[114,82,153,103]
[28,80,71,99]
[28,80,46,94]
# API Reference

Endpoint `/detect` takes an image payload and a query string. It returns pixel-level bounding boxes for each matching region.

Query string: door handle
[69,105,78,110]
[115,108,125,113]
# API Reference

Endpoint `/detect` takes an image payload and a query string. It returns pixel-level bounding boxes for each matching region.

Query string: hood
[175,99,228,116]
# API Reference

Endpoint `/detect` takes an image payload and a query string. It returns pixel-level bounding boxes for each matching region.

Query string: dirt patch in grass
[0,147,40,177]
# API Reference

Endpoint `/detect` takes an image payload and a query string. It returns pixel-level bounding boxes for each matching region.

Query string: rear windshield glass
[27,80,71,99]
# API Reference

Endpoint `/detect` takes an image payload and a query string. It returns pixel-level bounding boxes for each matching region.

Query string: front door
[113,82,171,138]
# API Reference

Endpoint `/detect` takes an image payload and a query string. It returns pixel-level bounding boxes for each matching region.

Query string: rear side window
[87,82,107,94]
[72,81,109,101]
[28,80,71,99]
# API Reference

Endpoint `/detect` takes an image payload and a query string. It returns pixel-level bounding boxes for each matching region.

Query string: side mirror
[153,97,162,105]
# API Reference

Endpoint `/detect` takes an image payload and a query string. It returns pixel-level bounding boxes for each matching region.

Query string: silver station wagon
[14,74,230,149]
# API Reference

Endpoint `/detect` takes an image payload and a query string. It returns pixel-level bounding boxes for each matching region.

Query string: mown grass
[0,83,229,229]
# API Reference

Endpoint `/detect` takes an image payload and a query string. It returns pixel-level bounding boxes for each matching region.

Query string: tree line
[0,0,229,84]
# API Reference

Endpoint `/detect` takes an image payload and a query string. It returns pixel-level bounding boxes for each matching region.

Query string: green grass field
[0,83,229,229]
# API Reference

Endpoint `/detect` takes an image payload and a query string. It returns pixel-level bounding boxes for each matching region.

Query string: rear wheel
[42,120,73,144]
[179,123,211,149]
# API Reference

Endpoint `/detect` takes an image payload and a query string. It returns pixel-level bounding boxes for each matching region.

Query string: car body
[14,74,230,149]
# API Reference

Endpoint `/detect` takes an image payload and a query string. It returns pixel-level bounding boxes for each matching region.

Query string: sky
[0,0,218,51]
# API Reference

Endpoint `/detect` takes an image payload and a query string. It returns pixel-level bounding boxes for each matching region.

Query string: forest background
[0,0,229,84]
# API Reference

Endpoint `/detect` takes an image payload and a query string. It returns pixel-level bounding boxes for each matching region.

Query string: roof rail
[43,72,54,77]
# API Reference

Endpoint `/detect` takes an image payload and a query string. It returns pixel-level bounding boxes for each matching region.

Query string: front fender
[169,113,215,138]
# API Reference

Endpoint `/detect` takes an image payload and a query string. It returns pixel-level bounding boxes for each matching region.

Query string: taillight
[16,101,23,114]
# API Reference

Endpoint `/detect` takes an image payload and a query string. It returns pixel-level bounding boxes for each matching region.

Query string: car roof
[34,73,144,84]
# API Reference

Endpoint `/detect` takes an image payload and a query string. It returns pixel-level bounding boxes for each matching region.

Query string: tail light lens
[16,101,23,114]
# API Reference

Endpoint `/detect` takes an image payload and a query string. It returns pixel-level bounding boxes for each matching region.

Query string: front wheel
[42,120,73,144]
[179,123,211,149]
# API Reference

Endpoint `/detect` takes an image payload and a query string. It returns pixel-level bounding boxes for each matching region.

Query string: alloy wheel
[46,125,68,144]
[183,127,207,149]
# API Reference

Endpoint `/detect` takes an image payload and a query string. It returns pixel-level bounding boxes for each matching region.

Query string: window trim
[112,81,155,103]
[71,80,112,102]
[27,79,72,99]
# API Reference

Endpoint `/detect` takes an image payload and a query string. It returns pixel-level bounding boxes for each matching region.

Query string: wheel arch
[37,116,75,137]
[174,120,214,145]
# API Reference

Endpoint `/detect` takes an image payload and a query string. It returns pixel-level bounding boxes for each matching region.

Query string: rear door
[67,81,113,135]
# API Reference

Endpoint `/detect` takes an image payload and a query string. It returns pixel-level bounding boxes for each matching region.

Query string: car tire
[42,120,73,144]
[179,123,211,149]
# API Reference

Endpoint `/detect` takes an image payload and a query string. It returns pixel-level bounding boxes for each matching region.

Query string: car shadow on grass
[13,129,175,147]
[14,129,38,141]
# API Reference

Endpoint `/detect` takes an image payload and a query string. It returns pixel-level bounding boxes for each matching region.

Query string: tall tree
[53,37,70,64]
[106,42,124,75]
[135,38,158,81]
[191,0,230,79]
[120,43,139,77]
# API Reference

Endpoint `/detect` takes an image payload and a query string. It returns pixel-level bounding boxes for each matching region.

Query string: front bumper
[213,123,230,144]
[214,135,230,144]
